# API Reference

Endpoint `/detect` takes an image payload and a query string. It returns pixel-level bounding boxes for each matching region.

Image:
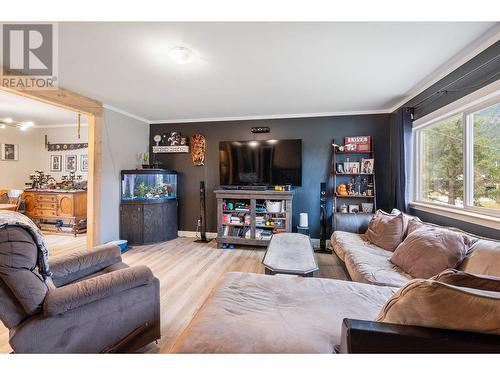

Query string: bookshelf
[215,189,294,248]
[332,145,377,231]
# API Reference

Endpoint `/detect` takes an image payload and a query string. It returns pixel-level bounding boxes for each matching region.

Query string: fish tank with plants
[121,169,177,202]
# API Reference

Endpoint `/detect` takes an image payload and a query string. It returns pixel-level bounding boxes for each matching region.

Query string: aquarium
[121,169,177,202]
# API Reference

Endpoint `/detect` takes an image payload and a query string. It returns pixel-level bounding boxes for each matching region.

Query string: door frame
[0,83,102,247]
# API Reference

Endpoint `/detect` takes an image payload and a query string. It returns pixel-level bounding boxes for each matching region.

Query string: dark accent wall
[151,114,391,237]
[407,40,500,120]
[399,41,500,239]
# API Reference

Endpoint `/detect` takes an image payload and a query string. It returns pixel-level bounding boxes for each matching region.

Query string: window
[419,114,464,207]
[471,103,500,210]
[413,93,500,217]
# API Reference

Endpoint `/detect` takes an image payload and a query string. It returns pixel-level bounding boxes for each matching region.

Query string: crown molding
[150,109,391,124]
[102,104,150,124]
[388,24,500,113]
[33,123,89,128]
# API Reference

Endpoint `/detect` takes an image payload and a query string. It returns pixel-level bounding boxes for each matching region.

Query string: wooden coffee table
[262,233,318,277]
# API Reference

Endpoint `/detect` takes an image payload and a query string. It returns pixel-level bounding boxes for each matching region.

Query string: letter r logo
[2,24,53,76]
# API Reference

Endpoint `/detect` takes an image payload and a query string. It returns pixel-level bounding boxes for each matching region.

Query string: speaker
[319,182,327,251]
[195,181,209,243]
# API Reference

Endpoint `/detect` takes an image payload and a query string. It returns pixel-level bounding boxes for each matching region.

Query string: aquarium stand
[120,169,178,245]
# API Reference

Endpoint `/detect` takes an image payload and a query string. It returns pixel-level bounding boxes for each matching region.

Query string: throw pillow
[390,208,421,237]
[390,223,470,279]
[376,279,500,335]
[459,239,500,277]
[364,210,405,251]
[432,269,500,292]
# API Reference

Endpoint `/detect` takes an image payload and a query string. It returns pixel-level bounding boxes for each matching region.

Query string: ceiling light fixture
[168,46,197,65]
[0,117,35,130]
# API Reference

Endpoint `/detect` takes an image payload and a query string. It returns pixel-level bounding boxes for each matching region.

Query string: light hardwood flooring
[0,234,348,354]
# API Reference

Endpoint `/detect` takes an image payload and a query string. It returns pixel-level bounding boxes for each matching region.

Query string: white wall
[0,125,89,190]
[43,126,89,181]
[0,126,44,189]
[99,108,149,243]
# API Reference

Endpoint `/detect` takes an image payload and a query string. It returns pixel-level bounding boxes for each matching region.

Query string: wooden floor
[0,235,349,354]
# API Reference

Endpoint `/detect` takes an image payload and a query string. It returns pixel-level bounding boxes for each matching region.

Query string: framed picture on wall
[65,155,77,172]
[50,155,62,172]
[1,143,19,161]
[80,154,88,172]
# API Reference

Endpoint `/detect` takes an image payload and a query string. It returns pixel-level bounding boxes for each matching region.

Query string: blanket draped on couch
[0,210,53,283]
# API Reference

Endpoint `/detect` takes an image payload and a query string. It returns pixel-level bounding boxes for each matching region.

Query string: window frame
[411,81,500,223]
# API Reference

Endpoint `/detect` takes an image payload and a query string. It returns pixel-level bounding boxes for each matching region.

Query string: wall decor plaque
[152,145,189,153]
[191,134,206,166]
[47,142,88,151]
[344,136,371,152]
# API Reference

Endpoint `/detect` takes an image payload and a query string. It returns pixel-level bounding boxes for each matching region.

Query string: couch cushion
[331,231,384,261]
[0,226,48,315]
[365,210,406,251]
[376,279,500,335]
[331,231,410,287]
[459,239,500,277]
[432,269,500,292]
[344,247,411,287]
[172,272,396,353]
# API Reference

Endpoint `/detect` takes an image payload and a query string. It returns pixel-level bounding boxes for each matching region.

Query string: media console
[215,189,294,248]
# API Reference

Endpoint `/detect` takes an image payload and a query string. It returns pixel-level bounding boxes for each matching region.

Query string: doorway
[0,87,102,248]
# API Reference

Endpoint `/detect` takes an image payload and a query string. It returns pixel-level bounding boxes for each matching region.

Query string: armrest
[44,265,154,316]
[334,213,373,233]
[49,244,122,286]
[339,319,500,353]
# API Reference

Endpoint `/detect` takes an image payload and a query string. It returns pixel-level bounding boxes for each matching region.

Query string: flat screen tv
[219,139,302,186]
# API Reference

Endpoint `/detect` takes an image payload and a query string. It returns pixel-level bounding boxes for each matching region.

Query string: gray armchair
[0,226,160,353]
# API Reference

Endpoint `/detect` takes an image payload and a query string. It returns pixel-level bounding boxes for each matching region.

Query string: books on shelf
[223,212,251,225]
[255,228,273,240]
[222,225,250,238]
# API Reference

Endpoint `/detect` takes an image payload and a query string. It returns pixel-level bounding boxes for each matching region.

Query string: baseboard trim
[178,231,332,249]
[178,231,217,239]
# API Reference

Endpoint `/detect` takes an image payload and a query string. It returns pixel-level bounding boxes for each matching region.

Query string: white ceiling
[0,90,87,126]
[53,22,498,122]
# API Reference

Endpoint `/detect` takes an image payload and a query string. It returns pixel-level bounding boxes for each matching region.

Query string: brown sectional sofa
[172,272,397,353]
[173,215,500,353]
[331,216,498,288]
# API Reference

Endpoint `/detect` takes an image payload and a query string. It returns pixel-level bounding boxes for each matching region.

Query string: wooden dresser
[23,189,87,235]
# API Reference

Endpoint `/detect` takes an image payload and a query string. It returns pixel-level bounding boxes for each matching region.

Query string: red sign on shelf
[344,136,371,152]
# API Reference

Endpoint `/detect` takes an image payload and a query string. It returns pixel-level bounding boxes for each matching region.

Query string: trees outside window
[420,115,464,206]
[471,103,500,210]
[415,99,499,215]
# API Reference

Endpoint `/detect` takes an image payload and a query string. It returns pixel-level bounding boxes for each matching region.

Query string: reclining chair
[0,225,160,353]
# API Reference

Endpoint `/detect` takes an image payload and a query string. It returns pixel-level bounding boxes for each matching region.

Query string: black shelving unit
[332,145,377,232]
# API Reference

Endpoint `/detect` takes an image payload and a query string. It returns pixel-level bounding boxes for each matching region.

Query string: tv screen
[219,139,302,186]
